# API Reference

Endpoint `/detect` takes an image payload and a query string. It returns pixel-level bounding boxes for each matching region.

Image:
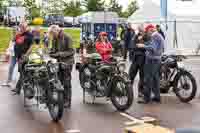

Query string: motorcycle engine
[160,66,171,92]
[83,79,95,92]
[160,79,170,89]
[97,80,106,92]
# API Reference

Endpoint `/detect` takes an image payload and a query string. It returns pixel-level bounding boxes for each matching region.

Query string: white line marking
[65,129,81,133]
[120,112,144,124]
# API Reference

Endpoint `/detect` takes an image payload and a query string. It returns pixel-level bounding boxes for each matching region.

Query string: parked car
[44,14,65,27]
[64,16,73,27]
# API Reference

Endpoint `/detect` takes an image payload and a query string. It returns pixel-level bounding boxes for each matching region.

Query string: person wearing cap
[96,32,113,62]
[137,24,164,104]
[48,25,74,108]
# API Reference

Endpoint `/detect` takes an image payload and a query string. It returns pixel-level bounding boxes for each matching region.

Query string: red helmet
[99,32,108,36]
[145,24,156,32]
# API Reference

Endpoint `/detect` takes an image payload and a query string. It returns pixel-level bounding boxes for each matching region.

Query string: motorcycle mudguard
[97,65,112,72]
[173,68,189,87]
[106,75,131,97]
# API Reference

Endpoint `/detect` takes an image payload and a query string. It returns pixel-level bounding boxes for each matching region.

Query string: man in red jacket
[95,32,112,62]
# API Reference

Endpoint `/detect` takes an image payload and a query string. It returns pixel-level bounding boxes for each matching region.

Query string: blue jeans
[8,56,17,82]
[143,60,161,101]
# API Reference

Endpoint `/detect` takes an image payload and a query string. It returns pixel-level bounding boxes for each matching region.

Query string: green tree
[108,0,123,17]
[0,0,4,10]
[122,0,138,18]
[83,0,105,11]
[23,0,40,19]
[64,1,84,17]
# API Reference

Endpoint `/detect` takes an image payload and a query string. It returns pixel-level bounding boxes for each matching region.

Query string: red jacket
[96,41,112,61]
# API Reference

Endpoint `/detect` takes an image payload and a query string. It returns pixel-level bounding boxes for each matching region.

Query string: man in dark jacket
[129,29,146,98]
[156,25,165,40]
[48,25,74,108]
[123,23,135,60]
[12,22,34,95]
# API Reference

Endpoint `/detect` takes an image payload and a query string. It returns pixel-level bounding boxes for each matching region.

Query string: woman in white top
[5,27,18,85]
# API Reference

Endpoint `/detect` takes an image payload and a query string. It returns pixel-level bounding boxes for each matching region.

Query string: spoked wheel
[174,71,197,103]
[48,91,64,122]
[111,79,133,112]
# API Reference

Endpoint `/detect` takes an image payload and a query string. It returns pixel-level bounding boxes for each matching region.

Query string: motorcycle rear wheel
[174,71,197,103]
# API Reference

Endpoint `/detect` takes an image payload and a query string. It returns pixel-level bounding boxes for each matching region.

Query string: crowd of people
[120,23,165,104]
[3,20,166,106]
[87,23,165,104]
[1,19,199,132]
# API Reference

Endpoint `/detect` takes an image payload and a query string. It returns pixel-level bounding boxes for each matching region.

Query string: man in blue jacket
[137,24,164,104]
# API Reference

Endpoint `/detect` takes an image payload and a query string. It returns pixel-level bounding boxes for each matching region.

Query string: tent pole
[173,19,178,48]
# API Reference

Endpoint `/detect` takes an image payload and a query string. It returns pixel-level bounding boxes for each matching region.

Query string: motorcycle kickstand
[92,96,95,104]
[92,91,96,104]
[83,88,86,104]
[23,88,28,108]
[23,95,27,108]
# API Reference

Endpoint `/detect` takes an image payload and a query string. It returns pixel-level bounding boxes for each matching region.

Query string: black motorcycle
[21,49,65,122]
[160,54,197,103]
[76,53,133,111]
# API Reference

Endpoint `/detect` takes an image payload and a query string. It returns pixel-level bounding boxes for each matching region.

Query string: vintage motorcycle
[160,54,197,103]
[21,49,65,122]
[76,53,133,111]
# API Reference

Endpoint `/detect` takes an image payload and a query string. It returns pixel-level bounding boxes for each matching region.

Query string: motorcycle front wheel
[111,79,133,111]
[48,91,64,122]
[174,71,197,103]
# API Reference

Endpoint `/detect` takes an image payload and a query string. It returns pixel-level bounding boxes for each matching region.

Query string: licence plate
[177,62,184,68]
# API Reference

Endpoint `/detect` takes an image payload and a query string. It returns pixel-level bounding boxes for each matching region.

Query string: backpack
[15,34,25,45]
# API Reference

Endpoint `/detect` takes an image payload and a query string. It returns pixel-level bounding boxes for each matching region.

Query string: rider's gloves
[22,55,28,61]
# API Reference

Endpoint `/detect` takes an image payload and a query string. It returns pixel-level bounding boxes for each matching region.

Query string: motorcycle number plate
[177,62,184,68]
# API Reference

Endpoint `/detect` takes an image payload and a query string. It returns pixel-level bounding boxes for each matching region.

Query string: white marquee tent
[128,0,200,55]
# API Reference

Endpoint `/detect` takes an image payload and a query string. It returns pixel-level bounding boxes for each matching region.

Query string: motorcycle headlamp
[49,63,59,73]
[84,68,91,76]
[118,63,126,73]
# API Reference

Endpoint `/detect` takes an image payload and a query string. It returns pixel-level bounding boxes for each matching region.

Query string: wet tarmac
[0,57,200,133]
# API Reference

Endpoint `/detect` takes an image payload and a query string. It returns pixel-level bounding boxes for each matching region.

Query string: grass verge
[0,27,81,54]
